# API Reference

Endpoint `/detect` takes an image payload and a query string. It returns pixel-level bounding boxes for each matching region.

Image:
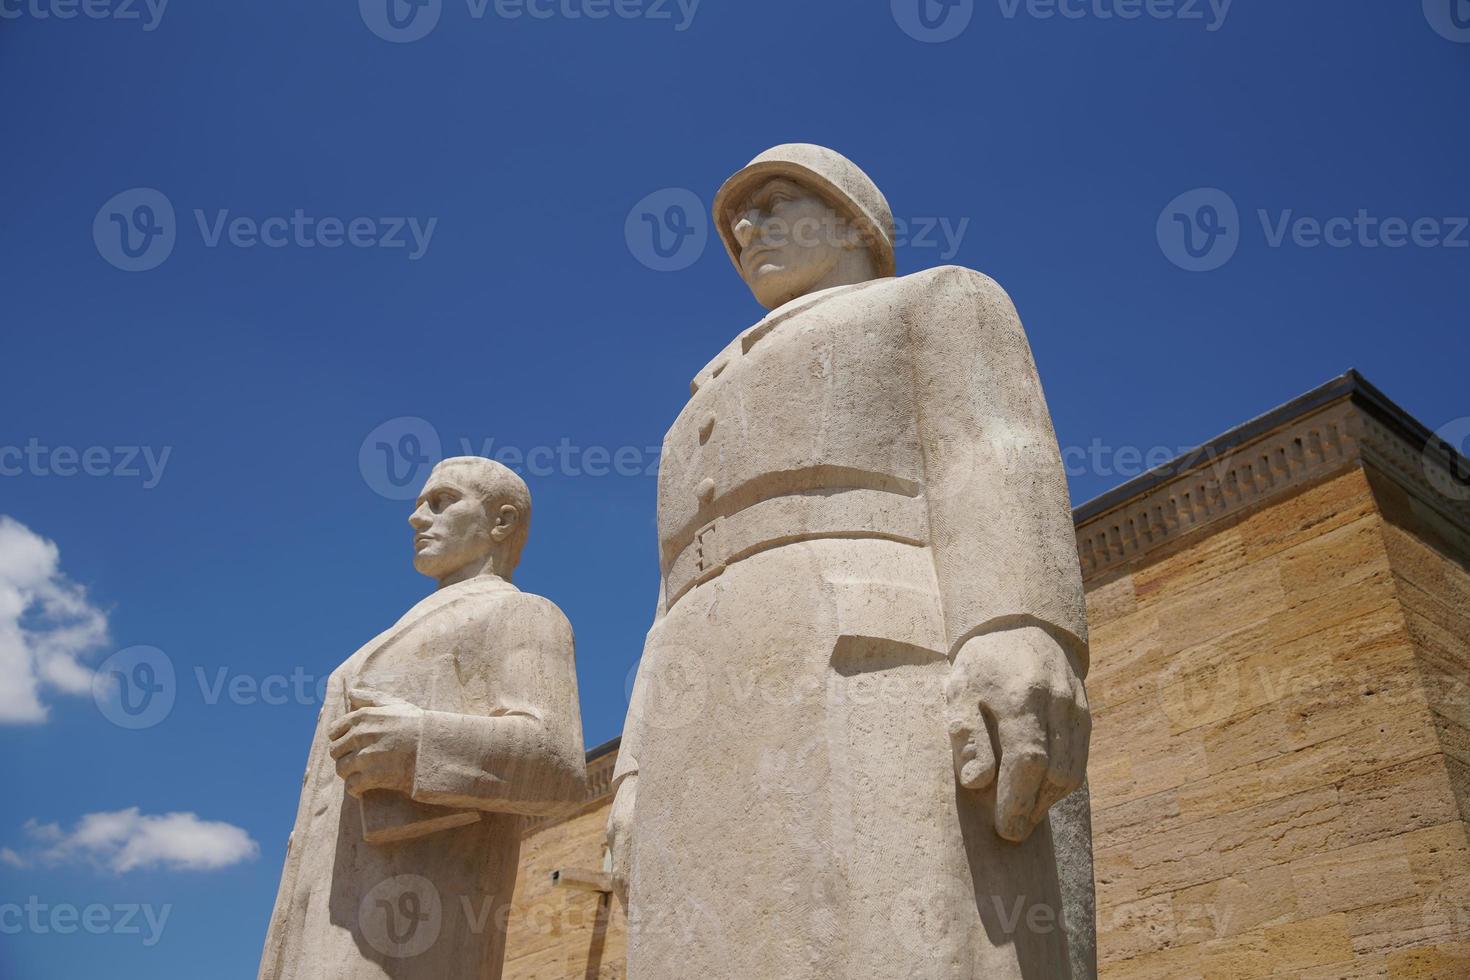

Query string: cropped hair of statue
[610,144,1096,979]
[431,457,533,569]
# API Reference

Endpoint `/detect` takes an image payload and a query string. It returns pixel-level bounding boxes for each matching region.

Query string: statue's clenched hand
[328,689,424,798]
[945,626,1090,843]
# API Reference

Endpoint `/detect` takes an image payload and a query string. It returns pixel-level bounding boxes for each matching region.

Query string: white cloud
[17,809,258,874]
[0,847,25,868]
[0,516,110,723]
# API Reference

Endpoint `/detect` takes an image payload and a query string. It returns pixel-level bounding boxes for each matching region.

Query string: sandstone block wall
[500,374,1470,979]
[1087,466,1469,978]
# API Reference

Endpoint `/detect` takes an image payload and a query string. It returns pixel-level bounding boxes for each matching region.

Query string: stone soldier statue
[260,457,587,980]
[608,145,1094,978]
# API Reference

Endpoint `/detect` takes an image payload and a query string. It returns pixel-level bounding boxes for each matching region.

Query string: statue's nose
[408,506,431,530]
[732,213,759,250]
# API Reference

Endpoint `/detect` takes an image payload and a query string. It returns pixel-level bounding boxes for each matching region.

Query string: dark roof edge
[586,735,621,763]
[1072,370,1464,526]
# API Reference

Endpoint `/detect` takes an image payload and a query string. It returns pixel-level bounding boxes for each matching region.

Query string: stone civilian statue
[260,457,587,979]
[608,145,1094,978]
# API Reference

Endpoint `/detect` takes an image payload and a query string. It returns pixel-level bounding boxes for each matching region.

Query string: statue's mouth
[741,246,778,272]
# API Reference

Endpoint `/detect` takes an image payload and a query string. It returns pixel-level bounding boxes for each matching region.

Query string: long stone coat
[617,266,1092,979]
[259,576,586,980]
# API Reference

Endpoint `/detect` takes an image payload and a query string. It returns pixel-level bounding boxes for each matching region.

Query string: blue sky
[1,0,1467,976]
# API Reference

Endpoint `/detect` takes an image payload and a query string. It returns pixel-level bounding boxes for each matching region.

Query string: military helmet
[712,144,897,279]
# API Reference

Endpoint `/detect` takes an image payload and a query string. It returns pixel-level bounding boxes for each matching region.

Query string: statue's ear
[490,504,518,542]
[833,212,868,252]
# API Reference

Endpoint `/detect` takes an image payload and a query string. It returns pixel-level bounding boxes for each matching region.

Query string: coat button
[697,477,716,503]
[699,414,716,444]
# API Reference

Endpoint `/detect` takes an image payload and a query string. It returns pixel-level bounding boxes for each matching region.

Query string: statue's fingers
[946,677,996,790]
[1028,696,1084,825]
[327,705,392,742]
[328,731,366,760]
[958,717,998,790]
[994,711,1049,842]
[1028,762,1076,829]
[1062,684,1091,791]
[334,749,361,779]
[326,709,368,741]
[1029,705,1076,828]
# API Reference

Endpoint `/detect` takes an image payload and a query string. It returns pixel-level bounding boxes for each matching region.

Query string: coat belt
[664,488,929,609]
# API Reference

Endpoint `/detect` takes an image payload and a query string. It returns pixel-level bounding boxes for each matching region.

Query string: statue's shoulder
[425,580,536,623]
[895,265,1013,305]
[491,589,575,645]
[689,332,746,395]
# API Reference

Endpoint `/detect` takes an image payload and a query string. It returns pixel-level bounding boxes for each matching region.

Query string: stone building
[500,371,1470,979]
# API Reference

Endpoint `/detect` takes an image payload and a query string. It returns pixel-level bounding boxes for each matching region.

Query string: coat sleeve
[409,593,589,816]
[610,579,666,790]
[908,266,1089,674]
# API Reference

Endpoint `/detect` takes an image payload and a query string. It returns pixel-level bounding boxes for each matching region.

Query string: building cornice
[1073,371,1470,582]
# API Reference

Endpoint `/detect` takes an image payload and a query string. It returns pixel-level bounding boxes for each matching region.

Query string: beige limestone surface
[259,458,587,980]
[610,144,1094,979]
[499,373,1470,979]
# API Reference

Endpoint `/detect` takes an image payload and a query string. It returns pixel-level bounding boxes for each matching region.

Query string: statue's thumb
[348,687,404,710]
[946,692,996,790]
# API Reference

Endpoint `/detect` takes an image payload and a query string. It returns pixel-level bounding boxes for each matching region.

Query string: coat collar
[347,576,517,701]
[691,277,893,395]
[738,277,890,355]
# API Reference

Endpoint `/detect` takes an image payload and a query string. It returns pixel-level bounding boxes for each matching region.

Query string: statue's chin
[748,273,810,311]
[415,549,491,583]
[412,554,444,579]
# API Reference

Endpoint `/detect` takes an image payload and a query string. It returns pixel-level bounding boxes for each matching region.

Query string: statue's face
[408,470,496,580]
[730,178,858,309]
